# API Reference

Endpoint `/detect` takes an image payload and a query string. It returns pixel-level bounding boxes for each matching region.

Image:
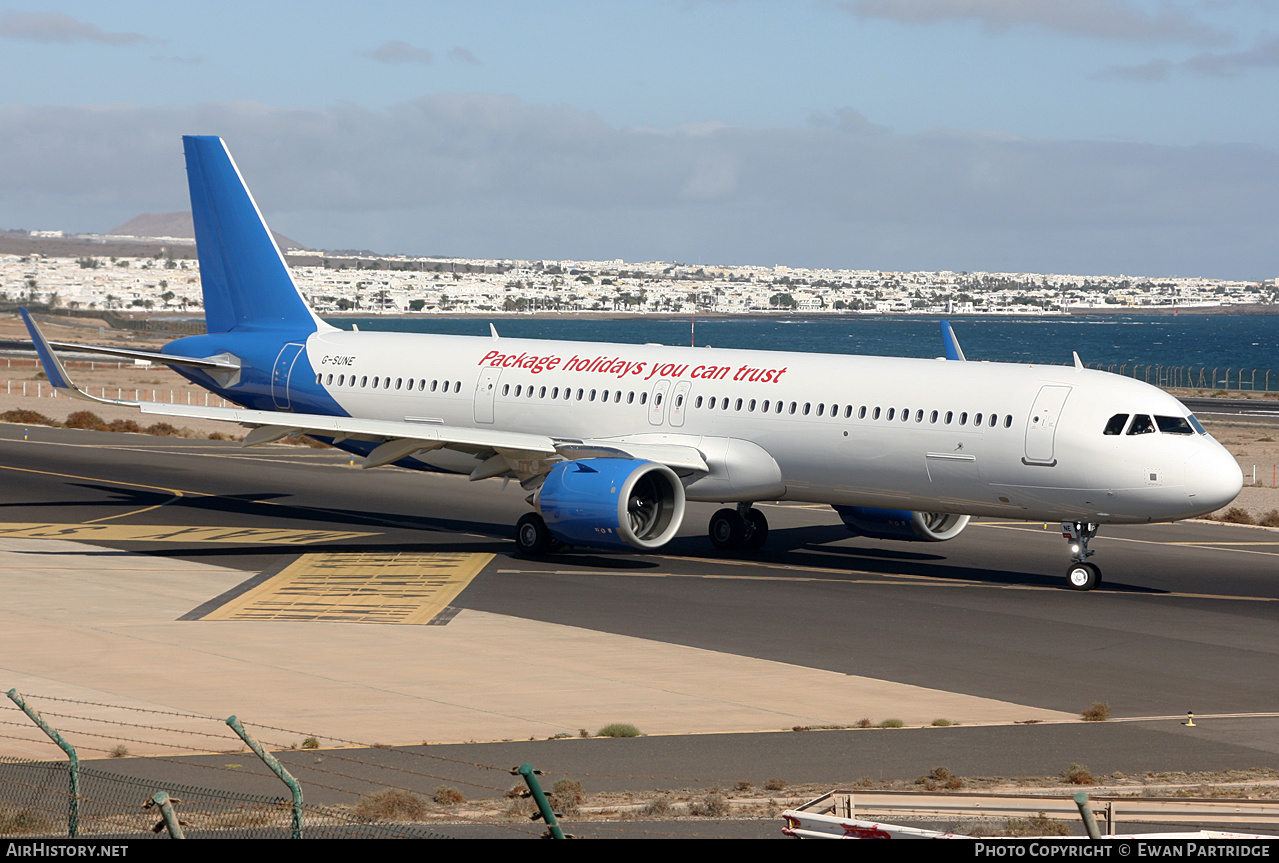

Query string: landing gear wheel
[515,513,553,556]
[1067,562,1101,591]
[743,508,769,550]
[709,508,745,550]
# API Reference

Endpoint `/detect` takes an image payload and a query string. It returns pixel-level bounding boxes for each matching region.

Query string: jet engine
[534,459,686,550]
[833,506,970,542]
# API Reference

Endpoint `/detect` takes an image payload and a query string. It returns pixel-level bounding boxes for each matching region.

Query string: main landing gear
[708,503,769,551]
[514,513,570,556]
[1062,521,1101,591]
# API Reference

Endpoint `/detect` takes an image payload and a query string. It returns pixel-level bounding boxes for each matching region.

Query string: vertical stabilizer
[183,136,330,334]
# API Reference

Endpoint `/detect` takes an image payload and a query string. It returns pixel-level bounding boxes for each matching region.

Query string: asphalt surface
[3,424,1275,716]
[2,423,1278,838]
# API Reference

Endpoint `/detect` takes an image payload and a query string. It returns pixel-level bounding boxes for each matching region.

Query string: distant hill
[108,212,305,251]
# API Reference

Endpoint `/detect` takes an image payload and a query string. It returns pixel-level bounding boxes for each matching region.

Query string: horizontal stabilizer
[45,340,240,370]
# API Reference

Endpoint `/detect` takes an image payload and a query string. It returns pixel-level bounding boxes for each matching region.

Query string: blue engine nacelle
[534,459,686,550]
[833,506,970,542]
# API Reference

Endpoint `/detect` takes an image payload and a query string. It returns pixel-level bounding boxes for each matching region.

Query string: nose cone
[1185,445,1244,515]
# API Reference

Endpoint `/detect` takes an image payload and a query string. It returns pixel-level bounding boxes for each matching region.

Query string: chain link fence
[1086,364,1279,393]
[0,757,452,839]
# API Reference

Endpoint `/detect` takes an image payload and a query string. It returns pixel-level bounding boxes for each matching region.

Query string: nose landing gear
[1062,521,1101,591]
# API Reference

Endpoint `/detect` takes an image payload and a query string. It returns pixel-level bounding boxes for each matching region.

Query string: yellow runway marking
[0,463,197,498]
[1166,541,1279,546]
[83,501,180,523]
[202,552,494,624]
[0,523,375,544]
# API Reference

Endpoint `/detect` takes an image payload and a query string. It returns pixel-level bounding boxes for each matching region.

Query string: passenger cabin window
[1104,414,1129,435]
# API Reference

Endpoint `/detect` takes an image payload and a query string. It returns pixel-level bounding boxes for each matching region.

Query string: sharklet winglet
[940,320,967,362]
[19,308,140,406]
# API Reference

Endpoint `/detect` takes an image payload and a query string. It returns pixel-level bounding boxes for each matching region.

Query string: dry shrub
[639,797,672,817]
[1062,764,1094,785]
[762,778,788,792]
[106,419,142,433]
[354,788,427,821]
[506,796,536,818]
[597,723,640,738]
[1005,811,1070,837]
[64,410,107,430]
[689,791,730,817]
[1221,507,1256,525]
[433,786,465,806]
[879,718,904,728]
[0,409,56,425]
[915,766,964,791]
[855,718,873,728]
[0,807,55,835]
[108,744,129,758]
[1081,702,1110,722]
[143,422,183,437]
[549,779,584,817]
[1258,510,1279,528]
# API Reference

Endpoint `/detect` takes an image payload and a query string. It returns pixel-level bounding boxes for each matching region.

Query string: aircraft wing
[19,308,708,481]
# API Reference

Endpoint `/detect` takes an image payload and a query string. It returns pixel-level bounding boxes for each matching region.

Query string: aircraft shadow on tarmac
[16,482,1168,594]
[30,481,515,537]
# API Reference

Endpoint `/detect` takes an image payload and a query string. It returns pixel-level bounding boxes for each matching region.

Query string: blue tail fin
[183,136,328,334]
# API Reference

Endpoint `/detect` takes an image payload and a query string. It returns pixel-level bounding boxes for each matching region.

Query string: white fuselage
[300,330,1243,524]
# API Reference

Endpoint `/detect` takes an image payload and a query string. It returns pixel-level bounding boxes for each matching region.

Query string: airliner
[20,136,1243,591]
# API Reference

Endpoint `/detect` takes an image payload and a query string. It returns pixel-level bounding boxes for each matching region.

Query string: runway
[1,423,1277,783]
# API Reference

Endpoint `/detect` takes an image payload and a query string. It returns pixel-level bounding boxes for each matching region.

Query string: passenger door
[1024,385,1071,465]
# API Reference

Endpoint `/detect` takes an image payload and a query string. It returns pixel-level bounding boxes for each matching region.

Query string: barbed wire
[6,693,221,721]
[10,691,757,792]
[27,710,233,742]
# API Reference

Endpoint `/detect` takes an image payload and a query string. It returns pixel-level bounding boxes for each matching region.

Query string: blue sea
[330,314,1279,374]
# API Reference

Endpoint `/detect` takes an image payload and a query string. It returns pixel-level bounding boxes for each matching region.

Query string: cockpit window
[1103,414,1129,435]
[1126,414,1155,435]
[1187,415,1207,435]
[1155,415,1194,435]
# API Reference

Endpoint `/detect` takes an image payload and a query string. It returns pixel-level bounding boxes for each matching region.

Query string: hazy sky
[3,1,1278,278]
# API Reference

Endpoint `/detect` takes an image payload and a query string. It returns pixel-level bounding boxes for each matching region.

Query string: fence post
[225,716,303,839]
[513,763,566,839]
[146,791,185,839]
[7,689,79,837]
[1073,792,1103,839]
